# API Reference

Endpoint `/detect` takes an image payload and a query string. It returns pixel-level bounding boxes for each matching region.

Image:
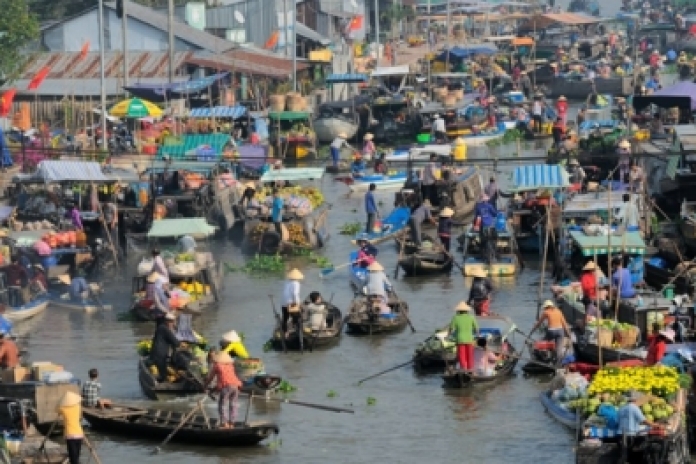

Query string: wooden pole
[536,211,551,320]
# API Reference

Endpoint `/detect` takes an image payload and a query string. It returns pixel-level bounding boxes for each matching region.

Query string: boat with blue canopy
[350,207,411,245]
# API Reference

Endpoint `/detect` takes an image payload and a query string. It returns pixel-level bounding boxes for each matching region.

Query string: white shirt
[533,101,542,116]
[331,137,347,149]
[306,303,327,330]
[366,271,391,298]
[432,118,446,132]
[617,203,640,227]
[282,280,301,306]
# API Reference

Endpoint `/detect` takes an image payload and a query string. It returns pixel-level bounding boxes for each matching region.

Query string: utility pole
[292,3,297,91]
[98,0,107,150]
[375,0,380,61]
[168,0,175,83]
[122,0,129,88]
[284,0,289,58]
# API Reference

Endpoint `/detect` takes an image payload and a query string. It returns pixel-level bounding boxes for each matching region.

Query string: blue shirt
[475,201,497,228]
[612,268,635,298]
[70,277,89,300]
[645,79,659,90]
[618,402,646,436]
[365,191,377,214]
[667,50,677,61]
[272,197,284,222]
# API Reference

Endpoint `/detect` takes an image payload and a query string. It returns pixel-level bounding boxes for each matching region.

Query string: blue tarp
[124,73,229,102]
[435,45,498,61]
[326,73,369,83]
[189,106,248,119]
[511,164,570,191]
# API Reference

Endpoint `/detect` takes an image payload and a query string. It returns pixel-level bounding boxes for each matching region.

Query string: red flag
[264,31,279,50]
[348,15,363,31]
[79,41,90,60]
[27,66,51,90]
[0,88,16,117]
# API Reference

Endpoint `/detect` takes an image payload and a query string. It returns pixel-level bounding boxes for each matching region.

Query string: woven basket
[286,94,305,111]
[597,328,613,347]
[269,94,286,112]
[618,326,639,347]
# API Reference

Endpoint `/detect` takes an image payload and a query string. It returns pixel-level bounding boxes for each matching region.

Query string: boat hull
[350,207,410,245]
[138,358,201,401]
[572,341,643,366]
[345,296,410,335]
[463,255,518,277]
[5,298,49,322]
[539,391,579,429]
[441,353,518,389]
[314,117,359,143]
[348,174,407,193]
[270,304,344,351]
[398,253,453,276]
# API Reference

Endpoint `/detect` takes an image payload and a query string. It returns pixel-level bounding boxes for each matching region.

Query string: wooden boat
[413,315,516,373]
[270,299,344,351]
[48,289,111,312]
[521,340,557,375]
[339,172,408,193]
[138,358,282,400]
[441,344,518,388]
[463,254,518,277]
[5,297,49,323]
[644,254,696,297]
[572,338,644,366]
[345,294,410,335]
[385,144,452,162]
[350,207,410,245]
[394,233,435,255]
[461,224,521,277]
[539,390,579,429]
[348,251,369,291]
[398,250,453,276]
[82,404,278,447]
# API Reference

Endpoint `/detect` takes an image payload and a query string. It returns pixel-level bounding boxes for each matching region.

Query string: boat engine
[532,341,556,364]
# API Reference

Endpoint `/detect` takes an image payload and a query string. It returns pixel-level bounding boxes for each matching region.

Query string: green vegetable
[278,380,297,393]
[367,397,377,406]
[327,390,338,398]
[339,222,362,235]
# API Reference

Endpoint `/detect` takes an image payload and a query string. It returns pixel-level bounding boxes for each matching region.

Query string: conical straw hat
[286,268,304,280]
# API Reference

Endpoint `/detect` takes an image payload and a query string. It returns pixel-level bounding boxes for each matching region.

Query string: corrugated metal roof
[187,49,307,78]
[189,106,247,118]
[14,77,189,97]
[19,51,192,80]
[295,23,331,45]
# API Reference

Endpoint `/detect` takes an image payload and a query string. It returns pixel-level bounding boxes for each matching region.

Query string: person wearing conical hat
[203,350,243,429]
[57,390,84,463]
[356,233,378,268]
[330,131,350,168]
[366,261,393,315]
[351,151,366,177]
[468,268,494,316]
[282,268,304,335]
[219,330,249,359]
[530,300,570,364]
[149,312,180,383]
[438,207,454,252]
[146,271,171,317]
[448,302,479,372]
[362,133,376,160]
[580,261,599,306]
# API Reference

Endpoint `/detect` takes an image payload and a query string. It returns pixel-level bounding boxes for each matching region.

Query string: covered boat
[82,404,278,447]
[345,293,410,335]
[270,298,343,351]
[313,100,360,143]
[398,249,453,276]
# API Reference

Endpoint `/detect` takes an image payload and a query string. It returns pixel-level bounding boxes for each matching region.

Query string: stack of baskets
[597,327,614,347]
[285,92,307,111]
[269,94,286,112]
[613,325,640,348]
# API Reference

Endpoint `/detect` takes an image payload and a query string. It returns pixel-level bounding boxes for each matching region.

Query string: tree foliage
[0,0,39,81]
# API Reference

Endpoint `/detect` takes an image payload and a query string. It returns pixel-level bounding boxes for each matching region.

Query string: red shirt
[212,362,242,389]
[580,271,597,300]
[646,336,666,366]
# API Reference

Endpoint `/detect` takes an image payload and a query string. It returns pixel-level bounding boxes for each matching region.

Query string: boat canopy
[188,106,248,119]
[268,111,312,121]
[510,164,570,192]
[569,230,646,256]
[326,73,369,84]
[371,65,411,77]
[147,218,217,239]
[29,160,108,183]
[259,167,324,183]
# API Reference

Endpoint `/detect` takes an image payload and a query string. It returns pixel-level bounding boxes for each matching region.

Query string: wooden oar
[391,290,415,333]
[357,359,414,385]
[320,261,356,276]
[438,245,464,274]
[153,395,206,454]
[252,395,354,414]
[82,435,103,464]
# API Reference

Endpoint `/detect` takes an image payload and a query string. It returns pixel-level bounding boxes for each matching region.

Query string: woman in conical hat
[449,301,478,371]
[366,261,392,315]
[204,349,243,429]
[282,269,304,336]
[219,330,249,359]
[57,390,84,463]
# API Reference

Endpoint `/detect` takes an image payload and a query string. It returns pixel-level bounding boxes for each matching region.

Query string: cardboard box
[31,363,63,381]
[2,367,30,383]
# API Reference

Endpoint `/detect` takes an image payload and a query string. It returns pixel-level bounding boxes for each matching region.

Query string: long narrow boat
[341,172,408,193]
[350,207,411,245]
[348,251,369,291]
[398,250,452,276]
[49,292,112,312]
[5,297,49,322]
[440,345,518,388]
[82,404,279,447]
[345,294,410,335]
[270,301,344,351]
[539,390,580,429]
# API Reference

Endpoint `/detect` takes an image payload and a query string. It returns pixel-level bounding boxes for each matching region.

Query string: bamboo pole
[536,211,551,320]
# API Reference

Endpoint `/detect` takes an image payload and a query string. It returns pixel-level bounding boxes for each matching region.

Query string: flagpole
[98,0,107,150]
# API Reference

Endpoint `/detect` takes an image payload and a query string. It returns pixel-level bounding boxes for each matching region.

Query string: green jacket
[450,313,478,344]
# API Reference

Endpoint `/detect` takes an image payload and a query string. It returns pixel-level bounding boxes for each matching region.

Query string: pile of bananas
[287,223,308,246]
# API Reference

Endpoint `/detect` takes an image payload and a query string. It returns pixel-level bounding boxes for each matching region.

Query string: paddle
[438,245,465,274]
[321,261,356,277]
[240,392,354,413]
[357,359,414,385]
[391,290,415,333]
[268,295,287,353]
[153,395,207,454]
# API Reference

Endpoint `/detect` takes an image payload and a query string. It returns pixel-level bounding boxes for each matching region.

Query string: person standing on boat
[219,330,249,359]
[580,261,598,310]
[568,160,586,187]
[530,300,571,364]
[204,352,242,430]
[438,207,454,253]
[330,132,349,168]
[474,194,498,262]
[102,201,118,252]
[148,272,171,316]
[409,200,436,247]
[611,256,636,300]
[646,326,673,365]
[150,249,169,283]
[362,133,376,161]
[271,188,284,235]
[431,114,446,143]
[616,193,640,228]
[365,183,378,234]
[421,154,439,206]
[150,312,180,383]
[70,204,83,231]
[282,268,303,335]
[449,302,479,372]
[56,391,84,464]
[351,153,366,177]
[468,269,494,315]
[366,262,392,315]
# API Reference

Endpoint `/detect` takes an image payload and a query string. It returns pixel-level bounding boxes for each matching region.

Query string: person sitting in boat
[81,368,111,409]
[468,269,493,315]
[150,248,169,283]
[473,336,500,377]
[568,160,585,187]
[203,351,242,430]
[178,235,196,254]
[30,264,47,297]
[366,261,392,315]
[58,273,89,304]
[646,326,674,366]
[610,256,636,300]
[580,260,598,303]
[305,291,328,331]
[530,300,571,365]
[219,330,249,359]
[0,331,19,369]
[373,152,389,175]
[149,312,180,383]
[356,235,378,268]
[351,154,366,178]
[618,391,656,437]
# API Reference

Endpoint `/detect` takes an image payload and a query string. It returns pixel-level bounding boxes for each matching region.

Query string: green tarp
[569,230,646,256]
[147,218,217,238]
[268,111,311,121]
[157,134,230,159]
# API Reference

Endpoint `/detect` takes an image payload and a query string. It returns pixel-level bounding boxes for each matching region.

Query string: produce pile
[255,185,325,210]
[587,365,686,397]
[175,253,195,263]
[586,319,639,348]
[176,280,211,302]
[279,124,315,140]
[248,222,310,247]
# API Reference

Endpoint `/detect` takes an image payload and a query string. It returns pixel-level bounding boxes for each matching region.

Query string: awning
[569,230,646,256]
[435,45,498,61]
[147,218,217,239]
[371,65,411,77]
[33,161,108,183]
[260,167,324,183]
[510,164,570,191]
[295,22,332,45]
[124,73,229,102]
[189,106,248,119]
[326,73,369,83]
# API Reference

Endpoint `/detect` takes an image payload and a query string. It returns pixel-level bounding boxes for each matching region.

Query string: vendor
[178,235,196,254]
[148,272,170,316]
[305,291,328,331]
[150,249,169,282]
[618,391,656,436]
[646,325,674,365]
[356,235,378,268]
[351,154,366,177]
[530,300,571,364]
[219,330,249,359]
[149,312,180,382]
[611,256,636,300]
[580,261,598,303]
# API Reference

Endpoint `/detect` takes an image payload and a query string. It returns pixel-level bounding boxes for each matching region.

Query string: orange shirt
[543,308,566,330]
[212,362,242,390]
[0,340,19,369]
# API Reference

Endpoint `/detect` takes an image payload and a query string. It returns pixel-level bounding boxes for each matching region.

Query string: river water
[16,150,589,464]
